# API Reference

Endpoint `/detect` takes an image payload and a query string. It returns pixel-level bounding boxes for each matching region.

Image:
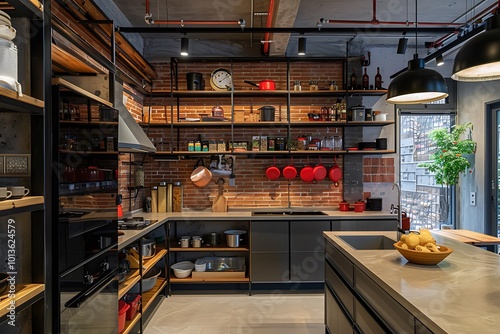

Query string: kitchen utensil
[212,178,228,212]
[171,261,195,278]
[179,236,190,248]
[394,243,453,265]
[300,157,315,183]
[266,157,281,180]
[190,158,212,188]
[283,157,298,180]
[224,230,247,247]
[329,157,342,186]
[132,238,156,258]
[259,106,275,121]
[0,39,19,88]
[6,186,29,199]
[118,259,131,284]
[191,236,203,248]
[313,157,327,181]
[339,201,350,211]
[129,266,162,292]
[186,72,204,90]
[118,300,130,333]
[366,197,382,211]
[244,79,276,90]
[354,201,365,212]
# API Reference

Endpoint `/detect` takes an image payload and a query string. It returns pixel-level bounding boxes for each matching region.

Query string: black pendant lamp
[386,0,448,104]
[452,5,500,82]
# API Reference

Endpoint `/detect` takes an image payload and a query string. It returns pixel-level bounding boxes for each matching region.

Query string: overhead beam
[269,0,302,56]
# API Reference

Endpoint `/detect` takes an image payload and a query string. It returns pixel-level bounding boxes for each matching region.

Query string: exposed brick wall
[117,60,395,212]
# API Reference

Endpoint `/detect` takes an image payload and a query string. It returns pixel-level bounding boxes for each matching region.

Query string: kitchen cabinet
[332,219,397,231]
[117,224,168,334]
[168,220,251,291]
[147,57,394,159]
[0,0,51,332]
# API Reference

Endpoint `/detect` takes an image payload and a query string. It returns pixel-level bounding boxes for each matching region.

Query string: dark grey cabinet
[332,219,397,231]
[326,285,353,334]
[290,220,330,282]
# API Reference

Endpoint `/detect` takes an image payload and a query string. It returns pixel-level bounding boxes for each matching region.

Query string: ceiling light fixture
[436,54,444,66]
[397,33,408,54]
[180,36,189,56]
[452,4,500,81]
[298,36,306,56]
[386,0,448,104]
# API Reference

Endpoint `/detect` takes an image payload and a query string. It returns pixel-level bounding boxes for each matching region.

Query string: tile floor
[144,294,324,334]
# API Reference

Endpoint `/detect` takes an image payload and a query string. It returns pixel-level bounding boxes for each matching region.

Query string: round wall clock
[210,68,232,91]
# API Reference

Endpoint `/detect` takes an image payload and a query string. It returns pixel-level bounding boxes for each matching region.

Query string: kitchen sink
[251,210,327,216]
[338,235,396,250]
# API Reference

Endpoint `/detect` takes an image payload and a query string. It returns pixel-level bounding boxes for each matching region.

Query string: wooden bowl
[393,243,453,265]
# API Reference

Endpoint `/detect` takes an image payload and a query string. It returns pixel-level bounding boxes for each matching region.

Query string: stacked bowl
[0,10,21,95]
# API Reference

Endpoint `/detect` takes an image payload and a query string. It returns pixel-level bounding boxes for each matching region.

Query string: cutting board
[212,178,227,212]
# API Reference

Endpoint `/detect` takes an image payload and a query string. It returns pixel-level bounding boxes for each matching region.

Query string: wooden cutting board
[212,178,227,212]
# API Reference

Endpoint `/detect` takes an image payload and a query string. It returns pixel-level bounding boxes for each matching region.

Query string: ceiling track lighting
[452,3,500,81]
[387,0,448,104]
[180,36,189,56]
[436,54,444,66]
[397,33,408,54]
[298,36,306,56]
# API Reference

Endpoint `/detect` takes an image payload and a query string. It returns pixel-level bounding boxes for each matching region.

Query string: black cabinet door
[332,219,397,231]
[251,253,289,282]
[251,221,288,252]
[290,220,330,252]
[290,252,324,281]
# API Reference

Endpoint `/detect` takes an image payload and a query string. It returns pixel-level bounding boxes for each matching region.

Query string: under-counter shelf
[0,196,44,213]
[0,284,45,319]
[170,246,249,252]
[143,248,168,273]
[142,278,167,312]
[1,0,43,19]
[118,270,141,299]
[170,276,249,283]
[0,86,44,113]
[121,312,141,334]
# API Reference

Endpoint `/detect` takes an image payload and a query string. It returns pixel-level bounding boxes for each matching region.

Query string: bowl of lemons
[394,229,453,265]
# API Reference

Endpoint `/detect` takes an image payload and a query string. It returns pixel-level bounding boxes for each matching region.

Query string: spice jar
[172,182,183,212]
[194,140,201,151]
[293,80,302,91]
[297,135,308,150]
[188,140,195,151]
[276,137,285,151]
[217,139,226,151]
[209,139,217,151]
[309,80,319,91]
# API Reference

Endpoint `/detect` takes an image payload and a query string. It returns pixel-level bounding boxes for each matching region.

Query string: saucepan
[328,156,342,187]
[313,157,327,182]
[266,157,281,181]
[244,79,276,90]
[190,158,212,188]
[282,157,297,180]
[300,158,315,183]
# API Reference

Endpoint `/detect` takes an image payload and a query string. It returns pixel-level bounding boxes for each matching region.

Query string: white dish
[0,25,16,40]
[171,261,195,278]
[194,258,206,272]
[0,76,22,95]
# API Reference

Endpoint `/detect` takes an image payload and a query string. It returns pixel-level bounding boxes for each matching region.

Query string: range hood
[115,81,156,153]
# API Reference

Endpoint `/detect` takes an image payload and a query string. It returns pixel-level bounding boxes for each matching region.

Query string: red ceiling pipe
[151,20,243,25]
[263,0,275,55]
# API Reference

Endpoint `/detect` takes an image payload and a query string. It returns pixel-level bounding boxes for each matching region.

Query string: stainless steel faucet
[392,183,403,232]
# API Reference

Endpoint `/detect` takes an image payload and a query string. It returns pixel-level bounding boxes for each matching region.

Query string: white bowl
[171,261,194,278]
[195,258,206,272]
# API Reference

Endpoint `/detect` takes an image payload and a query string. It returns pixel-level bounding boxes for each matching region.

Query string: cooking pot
[300,164,315,183]
[118,259,131,284]
[190,158,212,188]
[366,197,382,211]
[339,201,350,212]
[259,106,275,121]
[283,157,297,180]
[313,158,327,181]
[353,202,365,212]
[136,238,156,258]
[266,157,281,180]
[186,72,204,90]
[244,79,276,90]
[328,157,342,186]
[224,230,247,247]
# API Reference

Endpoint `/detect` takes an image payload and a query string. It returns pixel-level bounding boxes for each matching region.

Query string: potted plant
[418,122,476,185]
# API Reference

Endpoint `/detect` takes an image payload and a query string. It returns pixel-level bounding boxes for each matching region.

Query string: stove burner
[118,218,156,230]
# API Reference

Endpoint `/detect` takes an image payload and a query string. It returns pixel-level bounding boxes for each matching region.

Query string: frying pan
[313,157,327,181]
[329,156,342,186]
[300,157,315,183]
[244,79,276,90]
[266,157,281,180]
[283,157,297,180]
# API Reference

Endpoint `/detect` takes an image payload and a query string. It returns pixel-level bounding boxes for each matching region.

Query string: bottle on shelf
[350,68,357,90]
[362,68,369,90]
[329,80,338,91]
[375,67,383,90]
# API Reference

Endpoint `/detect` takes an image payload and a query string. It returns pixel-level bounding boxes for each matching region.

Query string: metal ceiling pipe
[263,0,275,55]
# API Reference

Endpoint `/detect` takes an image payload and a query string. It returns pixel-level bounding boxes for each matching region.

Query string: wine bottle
[350,67,357,90]
[375,67,382,90]
[362,68,369,90]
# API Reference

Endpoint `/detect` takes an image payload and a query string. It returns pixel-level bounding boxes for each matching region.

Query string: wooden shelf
[142,278,167,312]
[59,120,118,126]
[0,284,44,318]
[0,86,44,113]
[52,78,113,107]
[118,269,141,299]
[59,149,119,155]
[121,312,141,334]
[170,246,249,252]
[1,0,43,19]
[140,120,394,128]
[143,248,168,275]
[346,150,396,155]
[151,89,388,98]
[170,276,249,283]
[0,196,44,211]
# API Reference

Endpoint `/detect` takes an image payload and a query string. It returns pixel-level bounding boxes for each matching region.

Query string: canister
[276,137,285,151]
[172,181,183,212]
[179,236,190,248]
[349,106,366,122]
[191,236,203,248]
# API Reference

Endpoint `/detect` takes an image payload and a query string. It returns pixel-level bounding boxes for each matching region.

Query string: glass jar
[209,139,217,151]
[293,80,301,91]
[194,140,201,151]
[172,182,183,212]
[276,137,285,151]
[217,139,226,151]
[297,135,308,150]
[188,140,195,151]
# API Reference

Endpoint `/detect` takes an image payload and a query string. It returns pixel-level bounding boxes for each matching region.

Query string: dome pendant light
[386,0,448,104]
[452,6,500,82]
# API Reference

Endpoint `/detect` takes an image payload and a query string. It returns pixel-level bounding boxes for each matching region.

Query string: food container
[179,236,190,248]
[195,258,207,272]
[171,261,195,278]
[259,106,275,121]
[123,294,141,320]
[374,112,388,121]
[192,257,246,279]
[394,243,453,265]
[224,230,247,247]
[349,106,366,122]
[118,300,130,333]
[353,202,365,212]
[191,236,203,248]
[212,104,224,117]
[129,267,162,293]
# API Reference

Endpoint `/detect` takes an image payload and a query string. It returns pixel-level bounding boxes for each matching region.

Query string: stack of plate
[0,10,21,94]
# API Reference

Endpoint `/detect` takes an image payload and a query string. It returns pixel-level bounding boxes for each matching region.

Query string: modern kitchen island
[324,231,500,334]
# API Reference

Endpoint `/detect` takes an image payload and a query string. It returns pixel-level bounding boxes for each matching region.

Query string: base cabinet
[251,253,289,282]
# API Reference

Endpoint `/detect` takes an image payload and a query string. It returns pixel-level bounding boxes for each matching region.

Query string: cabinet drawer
[291,252,324,282]
[251,253,289,282]
[325,241,354,286]
[354,299,387,334]
[354,267,414,334]
[325,261,353,319]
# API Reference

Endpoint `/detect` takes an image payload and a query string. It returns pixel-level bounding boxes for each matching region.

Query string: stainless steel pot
[224,230,247,247]
[133,238,156,257]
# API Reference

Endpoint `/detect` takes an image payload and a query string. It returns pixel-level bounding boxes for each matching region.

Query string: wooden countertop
[432,229,500,246]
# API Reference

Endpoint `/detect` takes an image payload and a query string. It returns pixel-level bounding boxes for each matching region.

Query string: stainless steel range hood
[115,81,156,153]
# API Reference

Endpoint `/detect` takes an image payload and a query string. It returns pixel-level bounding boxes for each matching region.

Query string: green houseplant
[418,122,476,185]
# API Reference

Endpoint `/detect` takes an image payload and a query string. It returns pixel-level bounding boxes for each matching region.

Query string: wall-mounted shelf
[0,284,45,320]
[140,120,394,128]
[52,78,113,107]
[0,86,44,113]
[169,246,249,252]
[1,0,43,19]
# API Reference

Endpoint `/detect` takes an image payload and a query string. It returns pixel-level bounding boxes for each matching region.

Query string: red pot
[313,163,327,181]
[283,164,297,180]
[328,157,342,186]
[353,202,365,212]
[339,201,350,211]
[244,79,276,90]
[266,165,281,180]
[300,165,315,183]
[355,200,366,211]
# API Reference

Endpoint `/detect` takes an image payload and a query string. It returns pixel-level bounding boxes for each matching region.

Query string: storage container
[123,294,141,320]
[118,300,130,333]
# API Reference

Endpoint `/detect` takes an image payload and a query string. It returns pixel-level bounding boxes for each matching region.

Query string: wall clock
[210,68,232,91]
